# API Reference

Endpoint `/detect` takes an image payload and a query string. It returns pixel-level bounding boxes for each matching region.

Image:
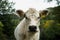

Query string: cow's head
[16,8,48,32]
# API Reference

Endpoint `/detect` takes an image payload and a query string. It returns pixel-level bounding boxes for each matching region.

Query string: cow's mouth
[28,30,38,32]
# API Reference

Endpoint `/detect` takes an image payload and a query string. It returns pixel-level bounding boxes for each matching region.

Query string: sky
[9,0,57,11]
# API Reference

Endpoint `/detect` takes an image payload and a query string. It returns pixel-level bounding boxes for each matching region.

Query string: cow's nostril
[34,26,37,29]
[29,26,37,32]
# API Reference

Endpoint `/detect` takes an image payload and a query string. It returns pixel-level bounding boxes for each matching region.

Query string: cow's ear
[16,10,24,17]
[39,10,48,18]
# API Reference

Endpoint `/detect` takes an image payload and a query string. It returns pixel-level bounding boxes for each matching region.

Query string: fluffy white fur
[14,18,40,40]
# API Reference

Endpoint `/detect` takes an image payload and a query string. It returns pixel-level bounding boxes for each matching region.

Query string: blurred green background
[0,0,60,40]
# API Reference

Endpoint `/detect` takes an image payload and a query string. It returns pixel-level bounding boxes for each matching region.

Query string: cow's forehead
[25,8,39,17]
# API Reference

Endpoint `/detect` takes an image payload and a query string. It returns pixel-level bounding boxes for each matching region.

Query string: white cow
[14,8,48,40]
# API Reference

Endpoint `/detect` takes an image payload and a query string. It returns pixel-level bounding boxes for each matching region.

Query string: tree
[0,0,17,40]
[0,0,15,14]
[40,6,60,40]
[44,0,60,5]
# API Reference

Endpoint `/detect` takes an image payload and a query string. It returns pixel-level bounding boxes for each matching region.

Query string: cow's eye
[24,14,29,19]
[37,17,40,19]
[25,16,30,20]
[25,16,28,19]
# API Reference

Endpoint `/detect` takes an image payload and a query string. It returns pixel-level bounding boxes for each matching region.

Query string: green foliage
[0,0,15,14]
[45,0,60,5]
[0,0,18,40]
[0,14,20,40]
[40,6,60,40]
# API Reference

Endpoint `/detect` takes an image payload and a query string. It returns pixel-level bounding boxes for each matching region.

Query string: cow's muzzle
[29,25,37,32]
